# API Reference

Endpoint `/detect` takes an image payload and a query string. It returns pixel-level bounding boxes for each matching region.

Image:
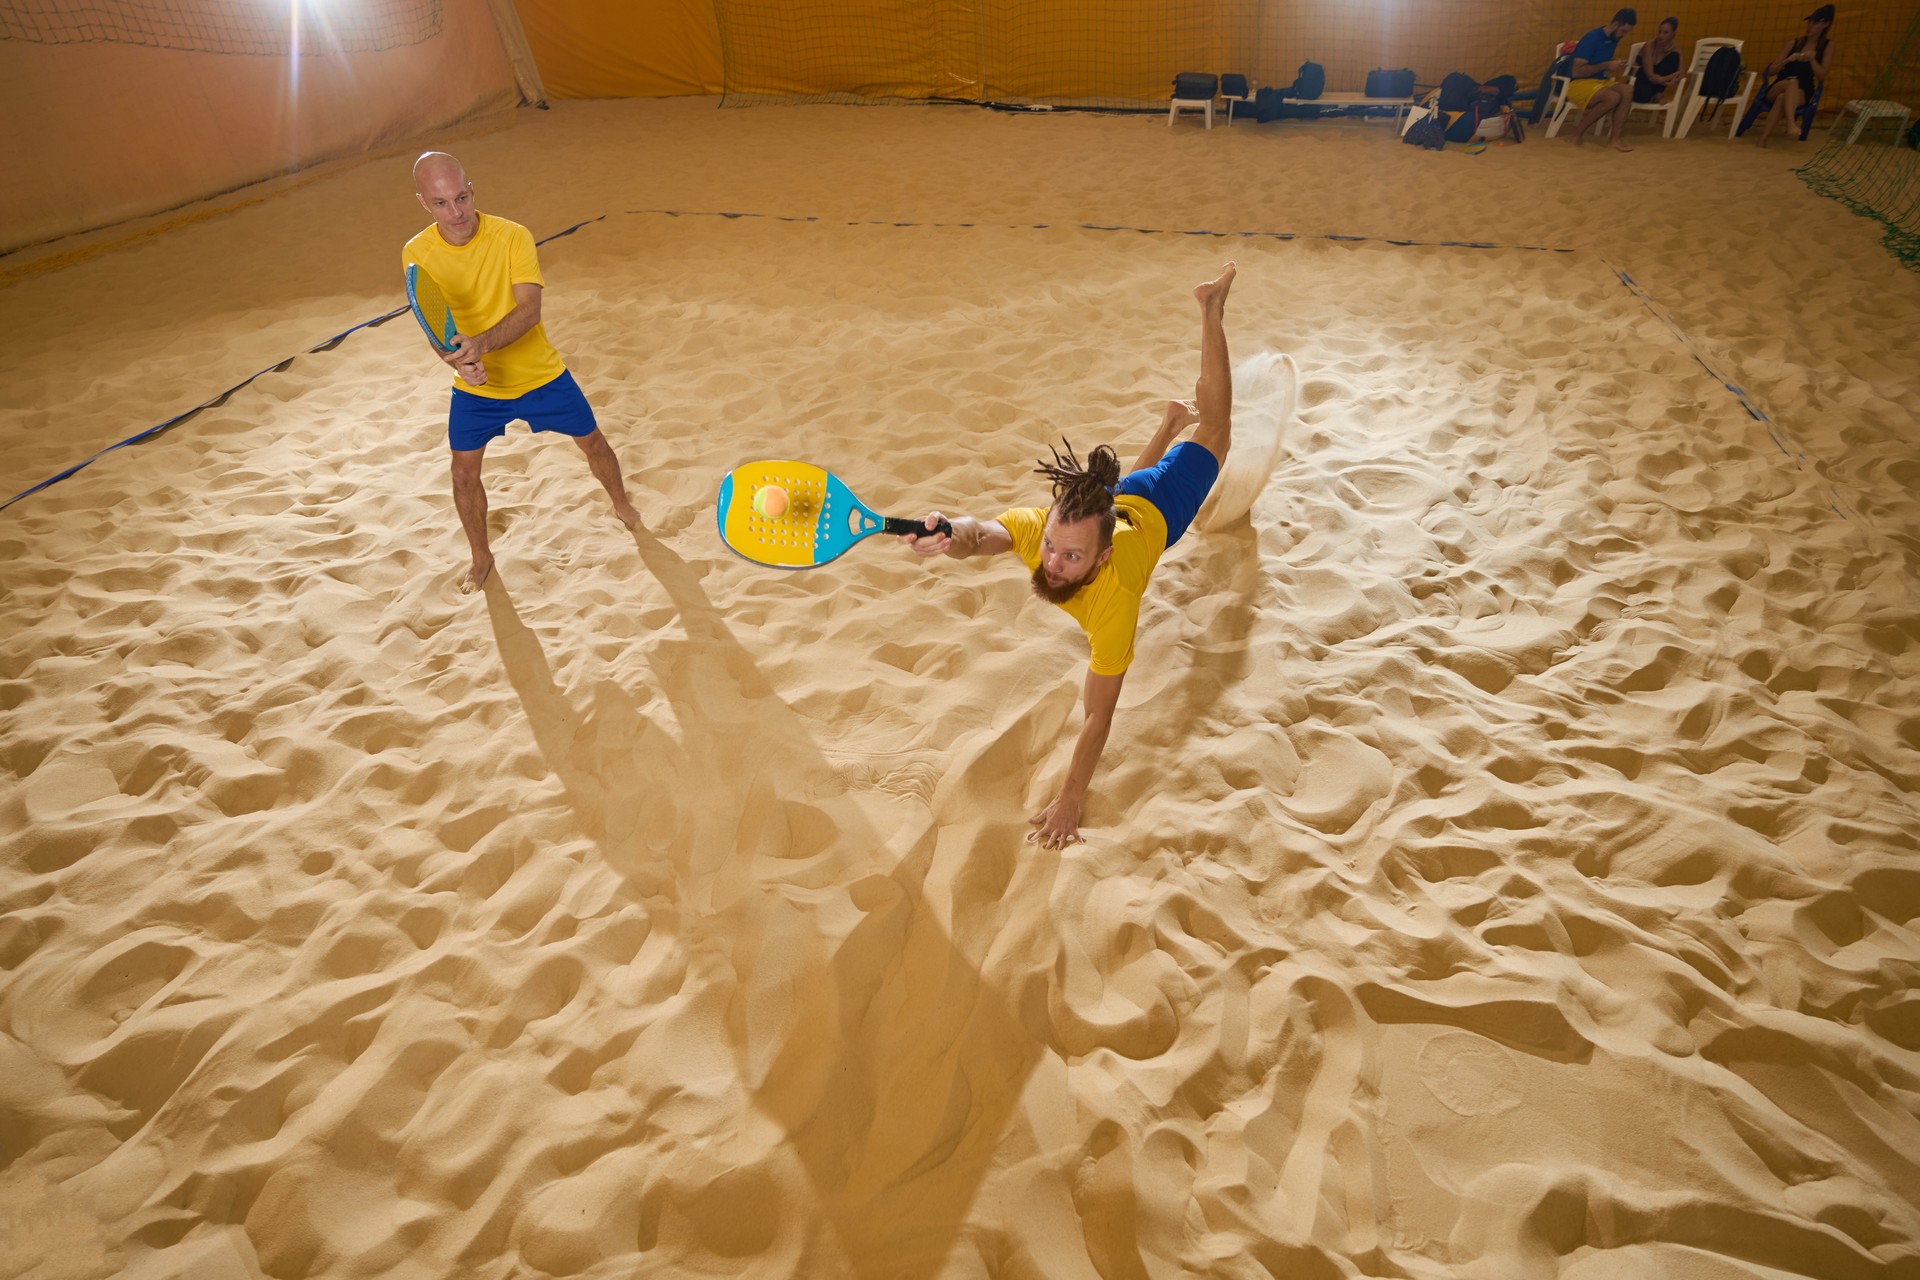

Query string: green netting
[1799,6,1920,267]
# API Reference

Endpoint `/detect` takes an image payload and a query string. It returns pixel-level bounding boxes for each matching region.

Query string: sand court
[4,98,1920,1278]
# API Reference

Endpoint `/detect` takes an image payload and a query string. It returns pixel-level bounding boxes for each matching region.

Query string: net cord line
[0,217,604,514]
[0,210,1813,519]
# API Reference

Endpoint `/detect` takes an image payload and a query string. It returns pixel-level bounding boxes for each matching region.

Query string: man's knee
[450,448,485,480]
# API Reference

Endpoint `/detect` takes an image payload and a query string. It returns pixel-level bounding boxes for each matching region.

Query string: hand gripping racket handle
[883,517,954,540]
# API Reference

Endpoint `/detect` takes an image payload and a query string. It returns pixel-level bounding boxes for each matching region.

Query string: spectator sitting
[1754,4,1835,147]
[1564,8,1640,152]
[1632,17,1687,108]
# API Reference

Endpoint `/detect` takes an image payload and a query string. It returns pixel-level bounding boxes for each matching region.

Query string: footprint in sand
[1415,1031,1523,1117]
[1276,729,1393,835]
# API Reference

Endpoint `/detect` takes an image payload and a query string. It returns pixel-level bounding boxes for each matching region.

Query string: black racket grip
[884,516,954,540]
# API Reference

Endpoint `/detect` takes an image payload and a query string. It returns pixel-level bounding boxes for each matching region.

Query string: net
[1799,5,1920,267]
[0,0,442,55]
[716,0,1911,118]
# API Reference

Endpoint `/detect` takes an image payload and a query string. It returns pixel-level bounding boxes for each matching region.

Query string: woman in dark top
[1633,17,1686,105]
[1755,5,1836,147]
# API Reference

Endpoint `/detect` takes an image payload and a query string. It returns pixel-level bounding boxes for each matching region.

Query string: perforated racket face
[405,264,458,353]
[716,461,887,569]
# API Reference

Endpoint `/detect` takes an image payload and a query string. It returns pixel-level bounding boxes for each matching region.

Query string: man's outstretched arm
[1030,668,1125,849]
[899,513,1013,560]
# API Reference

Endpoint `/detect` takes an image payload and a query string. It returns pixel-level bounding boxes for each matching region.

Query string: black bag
[1403,113,1446,150]
[1481,75,1518,109]
[1366,68,1416,97]
[1437,71,1480,112]
[1529,52,1573,122]
[1253,85,1288,122]
[1698,45,1742,101]
[1172,72,1219,100]
[1289,61,1326,99]
[1221,72,1249,99]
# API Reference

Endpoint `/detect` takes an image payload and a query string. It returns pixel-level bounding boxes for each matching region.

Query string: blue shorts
[1115,441,1220,548]
[448,369,597,452]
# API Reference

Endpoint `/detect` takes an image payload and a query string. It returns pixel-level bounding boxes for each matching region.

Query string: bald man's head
[413,151,467,191]
[414,152,478,244]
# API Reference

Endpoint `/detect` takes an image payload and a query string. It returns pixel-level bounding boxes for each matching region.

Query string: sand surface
[3,99,1919,1279]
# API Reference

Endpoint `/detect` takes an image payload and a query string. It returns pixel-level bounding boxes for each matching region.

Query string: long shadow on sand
[484,528,1061,1274]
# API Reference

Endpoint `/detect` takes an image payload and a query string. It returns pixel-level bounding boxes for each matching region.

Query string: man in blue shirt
[1563,8,1639,150]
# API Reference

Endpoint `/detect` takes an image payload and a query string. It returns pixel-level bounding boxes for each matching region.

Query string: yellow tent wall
[515,0,1909,116]
[516,0,723,98]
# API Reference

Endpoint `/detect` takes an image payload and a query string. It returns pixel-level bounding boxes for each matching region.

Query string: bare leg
[1760,83,1801,147]
[1607,89,1635,151]
[451,446,494,594]
[573,429,641,529]
[1190,262,1236,465]
[1568,86,1621,146]
[1131,399,1196,474]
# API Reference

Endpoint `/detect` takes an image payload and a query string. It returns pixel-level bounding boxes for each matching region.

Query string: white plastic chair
[1546,41,1622,139]
[1169,78,1216,129]
[1221,74,1255,126]
[1675,38,1758,139]
[1542,43,1577,134]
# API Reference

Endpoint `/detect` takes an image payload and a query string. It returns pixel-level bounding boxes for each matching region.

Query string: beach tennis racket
[405,263,459,353]
[716,460,952,569]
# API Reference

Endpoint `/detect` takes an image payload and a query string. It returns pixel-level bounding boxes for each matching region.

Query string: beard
[1031,563,1090,605]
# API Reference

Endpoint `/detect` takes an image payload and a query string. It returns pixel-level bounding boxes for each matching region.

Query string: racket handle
[884,517,954,539]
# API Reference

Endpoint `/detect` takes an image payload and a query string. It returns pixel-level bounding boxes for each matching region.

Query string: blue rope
[12,213,1831,522]
[1,216,605,514]
[1607,262,1853,521]
[634,207,1577,254]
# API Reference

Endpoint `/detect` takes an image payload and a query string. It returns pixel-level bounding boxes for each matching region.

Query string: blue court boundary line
[1606,260,1854,522]
[0,217,606,514]
[5,211,1833,520]
[630,207,1578,254]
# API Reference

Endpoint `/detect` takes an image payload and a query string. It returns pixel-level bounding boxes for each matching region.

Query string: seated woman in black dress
[1755,5,1836,147]
[1633,18,1687,109]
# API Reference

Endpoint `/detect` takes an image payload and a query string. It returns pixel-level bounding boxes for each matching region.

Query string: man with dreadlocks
[901,262,1237,849]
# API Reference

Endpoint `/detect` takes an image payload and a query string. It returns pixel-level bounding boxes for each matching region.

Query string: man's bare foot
[459,556,494,595]
[1611,141,1635,152]
[1195,261,1237,310]
[614,502,641,531]
[1164,399,1199,433]
[1569,131,1587,146]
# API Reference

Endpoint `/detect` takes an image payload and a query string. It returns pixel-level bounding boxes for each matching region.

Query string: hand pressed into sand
[1029,791,1084,849]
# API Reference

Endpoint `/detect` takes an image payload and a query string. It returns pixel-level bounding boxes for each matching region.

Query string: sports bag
[1366,68,1416,97]
[1290,61,1326,99]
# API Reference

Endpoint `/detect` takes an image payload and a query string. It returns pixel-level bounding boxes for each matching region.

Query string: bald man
[404,151,640,593]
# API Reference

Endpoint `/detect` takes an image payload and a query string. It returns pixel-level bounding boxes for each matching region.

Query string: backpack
[1366,68,1416,97]
[1437,71,1481,112]
[1290,61,1326,99]
[1699,45,1742,101]
[1435,72,1485,141]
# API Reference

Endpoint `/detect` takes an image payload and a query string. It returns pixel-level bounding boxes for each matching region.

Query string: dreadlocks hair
[1034,440,1123,550]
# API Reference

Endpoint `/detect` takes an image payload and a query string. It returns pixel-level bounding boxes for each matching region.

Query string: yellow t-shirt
[997,496,1169,676]
[402,214,567,400]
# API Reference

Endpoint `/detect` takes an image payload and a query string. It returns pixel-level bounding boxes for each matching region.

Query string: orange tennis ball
[753,484,789,518]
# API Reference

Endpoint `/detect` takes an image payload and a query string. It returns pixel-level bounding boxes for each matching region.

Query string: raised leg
[1189,263,1236,465]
